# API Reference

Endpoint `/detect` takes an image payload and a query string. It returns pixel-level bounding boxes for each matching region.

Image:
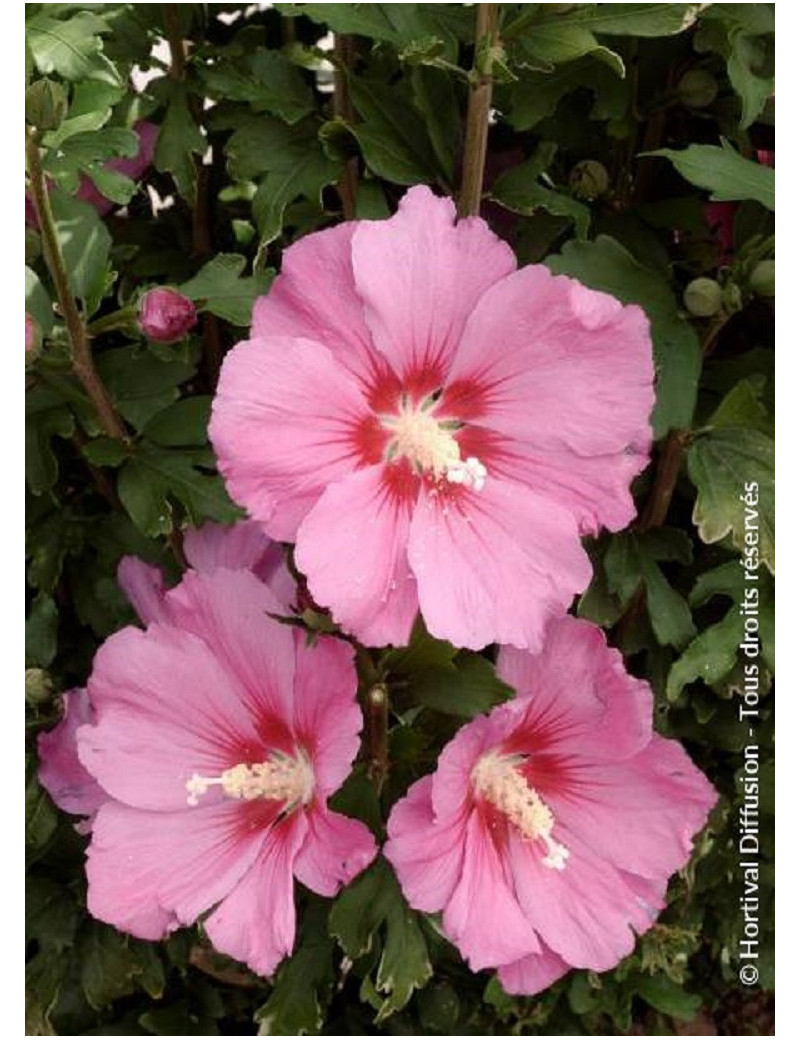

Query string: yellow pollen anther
[472,751,570,870]
[382,399,486,489]
[186,749,314,810]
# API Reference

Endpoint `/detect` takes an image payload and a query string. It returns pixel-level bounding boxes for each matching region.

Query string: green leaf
[26,877,80,953]
[277,3,468,58]
[201,48,315,124]
[505,57,629,131]
[25,751,58,861]
[49,189,112,309]
[546,235,701,437]
[118,445,240,537]
[255,904,335,1035]
[26,593,58,668]
[666,610,741,701]
[506,3,705,44]
[635,974,702,1020]
[82,436,130,467]
[409,66,461,186]
[79,923,164,1010]
[143,396,212,448]
[329,859,432,1021]
[179,254,272,327]
[26,266,54,334]
[26,387,76,494]
[687,429,774,572]
[491,149,591,238]
[96,347,197,430]
[605,530,695,648]
[27,11,121,85]
[225,117,340,246]
[706,376,773,435]
[43,126,138,194]
[727,29,774,129]
[154,82,205,204]
[405,654,513,718]
[348,76,443,185]
[646,143,775,211]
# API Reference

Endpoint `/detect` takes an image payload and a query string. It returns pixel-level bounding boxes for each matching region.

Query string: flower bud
[25,312,41,359]
[683,277,722,317]
[569,160,610,201]
[678,69,718,109]
[137,288,198,343]
[25,78,68,132]
[750,259,775,297]
[25,668,53,706]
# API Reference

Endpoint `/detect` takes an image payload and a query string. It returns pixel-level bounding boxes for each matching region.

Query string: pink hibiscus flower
[384,616,717,995]
[74,566,376,976]
[211,186,654,651]
[39,520,295,828]
[117,518,295,625]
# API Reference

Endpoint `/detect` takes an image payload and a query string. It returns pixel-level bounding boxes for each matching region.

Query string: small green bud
[25,668,53,705]
[25,78,68,132]
[750,259,775,297]
[569,160,610,201]
[683,277,723,317]
[677,69,718,109]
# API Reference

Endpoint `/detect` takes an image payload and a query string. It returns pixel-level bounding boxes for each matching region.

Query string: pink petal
[429,710,509,820]
[408,478,591,651]
[546,735,716,880]
[293,805,377,897]
[443,267,654,533]
[80,623,263,811]
[507,830,654,972]
[164,568,296,735]
[211,335,377,540]
[86,799,266,940]
[497,946,571,996]
[351,185,515,390]
[295,464,419,647]
[497,616,654,762]
[443,811,541,971]
[252,222,383,392]
[290,630,361,796]
[37,689,106,818]
[204,813,307,977]
[384,777,466,914]
[117,556,169,625]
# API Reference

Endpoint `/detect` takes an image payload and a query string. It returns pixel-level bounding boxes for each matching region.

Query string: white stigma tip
[444,456,487,492]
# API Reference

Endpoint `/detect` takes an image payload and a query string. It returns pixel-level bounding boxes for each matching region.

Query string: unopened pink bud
[138,287,198,343]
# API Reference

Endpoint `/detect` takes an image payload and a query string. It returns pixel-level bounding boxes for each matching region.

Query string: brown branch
[457,3,499,218]
[365,684,389,793]
[333,35,358,220]
[163,4,186,80]
[25,130,128,443]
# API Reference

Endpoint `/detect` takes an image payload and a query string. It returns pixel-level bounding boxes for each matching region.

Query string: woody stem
[458,3,499,218]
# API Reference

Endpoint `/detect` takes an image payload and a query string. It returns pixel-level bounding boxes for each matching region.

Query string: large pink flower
[45,564,377,976]
[384,616,716,995]
[211,187,654,651]
[39,520,296,827]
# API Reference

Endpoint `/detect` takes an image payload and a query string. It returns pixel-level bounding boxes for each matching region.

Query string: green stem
[457,3,499,219]
[86,307,138,337]
[25,128,128,442]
